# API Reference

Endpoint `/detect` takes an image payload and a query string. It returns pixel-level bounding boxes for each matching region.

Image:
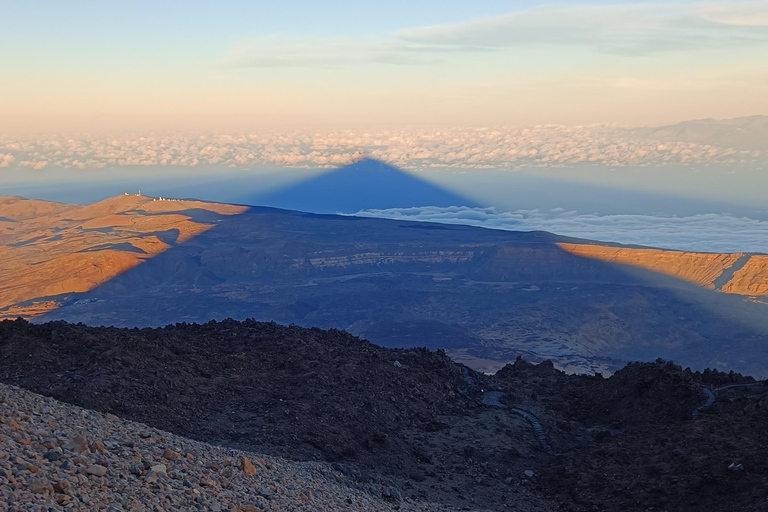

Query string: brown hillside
[0,195,247,317]
[556,243,743,289]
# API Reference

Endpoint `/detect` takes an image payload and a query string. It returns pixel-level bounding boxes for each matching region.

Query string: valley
[2,194,768,376]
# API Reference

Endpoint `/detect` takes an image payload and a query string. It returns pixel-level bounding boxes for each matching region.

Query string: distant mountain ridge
[639,115,768,151]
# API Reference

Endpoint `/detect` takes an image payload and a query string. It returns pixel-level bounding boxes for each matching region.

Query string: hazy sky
[2,1,768,132]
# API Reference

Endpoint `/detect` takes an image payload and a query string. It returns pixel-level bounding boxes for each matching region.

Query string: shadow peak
[255,158,479,214]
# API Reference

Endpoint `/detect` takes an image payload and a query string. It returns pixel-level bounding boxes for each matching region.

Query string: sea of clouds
[1,124,762,172]
[353,207,768,254]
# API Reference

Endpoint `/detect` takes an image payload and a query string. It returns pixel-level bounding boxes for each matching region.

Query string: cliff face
[292,250,476,269]
[556,243,768,297]
[721,255,768,296]
[555,243,744,289]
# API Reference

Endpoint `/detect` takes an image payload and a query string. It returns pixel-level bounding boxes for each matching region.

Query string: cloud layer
[352,206,768,254]
[1,121,763,171]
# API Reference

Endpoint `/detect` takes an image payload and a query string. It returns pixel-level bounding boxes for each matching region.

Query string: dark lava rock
[1,318,767,512]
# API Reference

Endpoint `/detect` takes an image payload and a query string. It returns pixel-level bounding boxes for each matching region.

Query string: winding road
[460,369,552,452]
[692,382,766,419]
[481,391,552,453]
[692,387,715,419]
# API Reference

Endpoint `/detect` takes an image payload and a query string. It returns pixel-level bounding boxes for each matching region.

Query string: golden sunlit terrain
[0,195,247,319]
[556,243,767,295]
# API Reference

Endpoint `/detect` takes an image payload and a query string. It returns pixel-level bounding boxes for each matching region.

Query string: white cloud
[0,154,13,168]
[0,121,762,172]
[218,2,768,70]
[351,206,768,254]
[219,2,768,68]
[697,2,768,27]
[221,35,458,68]
[399,2,768,56]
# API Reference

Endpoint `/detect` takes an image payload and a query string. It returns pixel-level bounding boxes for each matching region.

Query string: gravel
[0,383,479,512]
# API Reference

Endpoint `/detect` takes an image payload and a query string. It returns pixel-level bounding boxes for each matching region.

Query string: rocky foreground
[0,383,479,512]
[1,319,767,511]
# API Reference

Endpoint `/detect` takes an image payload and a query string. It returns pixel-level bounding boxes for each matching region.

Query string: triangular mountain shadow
[254,158,478,214]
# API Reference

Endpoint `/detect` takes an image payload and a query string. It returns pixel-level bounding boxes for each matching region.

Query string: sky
[2,0,768,133]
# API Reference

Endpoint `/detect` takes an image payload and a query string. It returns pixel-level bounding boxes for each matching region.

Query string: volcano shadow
[34,202,768,378]
[253,158,479,214]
